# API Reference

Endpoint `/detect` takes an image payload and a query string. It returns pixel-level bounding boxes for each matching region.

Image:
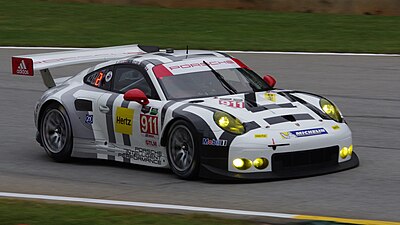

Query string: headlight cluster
[319,98,343,123]
[340,145,353,159]
[213,111,245,135]
[233,157,269,170]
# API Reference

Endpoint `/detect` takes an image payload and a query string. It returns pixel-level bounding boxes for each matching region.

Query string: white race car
[12,44,359,180]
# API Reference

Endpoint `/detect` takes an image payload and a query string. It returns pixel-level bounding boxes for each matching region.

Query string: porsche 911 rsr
[11,44,359,180]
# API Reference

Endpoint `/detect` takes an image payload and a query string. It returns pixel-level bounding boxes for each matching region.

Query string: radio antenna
[186,45,189,59]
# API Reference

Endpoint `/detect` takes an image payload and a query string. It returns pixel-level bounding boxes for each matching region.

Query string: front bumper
[199,151,359,180]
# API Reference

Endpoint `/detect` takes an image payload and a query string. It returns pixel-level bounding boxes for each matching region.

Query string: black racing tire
[166,120,200,179]
[40,103,73,162]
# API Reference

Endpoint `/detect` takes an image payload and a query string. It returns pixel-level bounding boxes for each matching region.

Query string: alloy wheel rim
[42,109,68,153]
[168,125,194,172]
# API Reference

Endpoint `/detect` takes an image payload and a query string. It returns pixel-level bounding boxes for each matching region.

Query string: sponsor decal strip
[292,128,327,137]
[281,128,328,139]
[202,138,228,147]
[0,192,397,225]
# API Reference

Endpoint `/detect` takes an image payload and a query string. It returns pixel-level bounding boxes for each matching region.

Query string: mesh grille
[272,146,339,172]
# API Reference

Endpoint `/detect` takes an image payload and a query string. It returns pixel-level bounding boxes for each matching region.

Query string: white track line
[2,192,399,225]
[0,46,399,57]
[0,192,294,219]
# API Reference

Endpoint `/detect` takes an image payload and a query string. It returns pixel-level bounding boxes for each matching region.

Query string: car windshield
[158,68,271,100]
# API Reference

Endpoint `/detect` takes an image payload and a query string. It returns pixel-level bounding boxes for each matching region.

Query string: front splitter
[200,152,359,181]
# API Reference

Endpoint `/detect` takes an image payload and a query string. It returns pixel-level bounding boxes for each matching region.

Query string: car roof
[127,50,231,66]
[91,49,234,75]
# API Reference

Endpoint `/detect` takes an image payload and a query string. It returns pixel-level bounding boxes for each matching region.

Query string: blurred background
[64,0,400,15]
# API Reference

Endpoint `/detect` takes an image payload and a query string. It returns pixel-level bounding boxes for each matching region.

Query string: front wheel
[40,104,73,162]
[167,120,200,179]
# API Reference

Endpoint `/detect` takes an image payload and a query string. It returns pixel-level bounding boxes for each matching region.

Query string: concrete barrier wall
[68,0,400,16]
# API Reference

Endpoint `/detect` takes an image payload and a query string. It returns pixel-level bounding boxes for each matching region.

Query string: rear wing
[11,44,159,88]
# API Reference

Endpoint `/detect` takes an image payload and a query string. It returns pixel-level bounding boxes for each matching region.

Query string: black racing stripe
[243,121,261,132]
[293,114,314,120]
[289,94,331,120]
[122,134,131,147]
[219,131,237,150]
[260,104,280,110]
[263,103,297,110]
[244,92,258,110]
[216,51,231,58]
[139,59,165,68]
[139,60,153,68]
[161,101,176,127]
[264,116,287,125]
[121,100,131,147]
[277,92,297,102]
[264,113,314,125]
[144,59,164,65]
[130,55,142,59]
[247,103,296,112]
[188,103,218,113]
[172,104,221,155]
[278,103,296,108]
[172,104,216,140]
[106,94,119,144]
[246,106,265,113]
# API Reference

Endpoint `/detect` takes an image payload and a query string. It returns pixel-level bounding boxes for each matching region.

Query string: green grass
[0,0,399,52]
[0,198,255,225]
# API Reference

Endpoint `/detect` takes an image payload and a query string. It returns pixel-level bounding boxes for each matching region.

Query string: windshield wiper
[203,61,237,95]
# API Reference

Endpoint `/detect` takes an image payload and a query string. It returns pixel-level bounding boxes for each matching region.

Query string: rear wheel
[167,120,200,179]
[40,104,73,162]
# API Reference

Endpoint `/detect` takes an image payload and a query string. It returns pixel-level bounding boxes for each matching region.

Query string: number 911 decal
[140,114,159,135]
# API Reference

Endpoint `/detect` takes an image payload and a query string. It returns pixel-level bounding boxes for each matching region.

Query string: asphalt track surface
[0,49,399,223]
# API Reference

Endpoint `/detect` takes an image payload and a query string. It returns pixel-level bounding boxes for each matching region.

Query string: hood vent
[264,114,314,125]
[246,103,296,113]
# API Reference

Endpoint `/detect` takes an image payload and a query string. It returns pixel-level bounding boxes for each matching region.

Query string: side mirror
[124,89,149,106]
[263,75,276,88]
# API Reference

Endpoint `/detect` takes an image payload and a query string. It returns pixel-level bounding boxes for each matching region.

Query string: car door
[95,64,167,167]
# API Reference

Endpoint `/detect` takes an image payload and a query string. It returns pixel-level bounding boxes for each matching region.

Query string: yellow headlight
[322,104,335,114]
[233,158,244,168]
[348,145,353,156]
[253,158,269,170]
[320,98,343,123]
[214,111,245,135]
[218,116,230,128]
[233,158,252,170]
[340,147,349,159]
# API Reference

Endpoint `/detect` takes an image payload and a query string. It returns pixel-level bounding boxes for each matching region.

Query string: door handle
[99,105,110,113]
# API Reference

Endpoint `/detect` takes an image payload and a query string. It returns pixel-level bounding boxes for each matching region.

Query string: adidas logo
[18,60,27,70]
[16,60,29,75]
